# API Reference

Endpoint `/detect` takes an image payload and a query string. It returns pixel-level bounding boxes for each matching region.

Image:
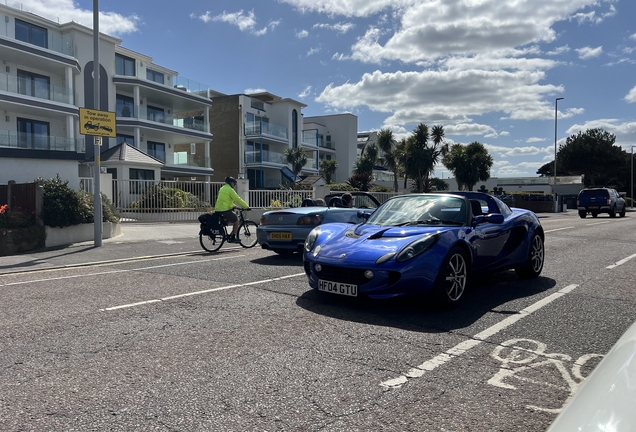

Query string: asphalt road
[0,209,635,431]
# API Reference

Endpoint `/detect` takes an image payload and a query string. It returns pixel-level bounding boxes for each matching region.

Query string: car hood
[313,223,445,262]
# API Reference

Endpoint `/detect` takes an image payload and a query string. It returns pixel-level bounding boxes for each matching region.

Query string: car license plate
[588,206,599,209]
[270,232,292,241]
[318,280,357,297]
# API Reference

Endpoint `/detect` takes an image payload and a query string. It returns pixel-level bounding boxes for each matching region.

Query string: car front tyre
[515,233,544,279]
[433,247,469,309]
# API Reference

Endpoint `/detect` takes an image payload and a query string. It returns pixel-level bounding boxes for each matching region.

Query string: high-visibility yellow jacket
[214,184,249,212]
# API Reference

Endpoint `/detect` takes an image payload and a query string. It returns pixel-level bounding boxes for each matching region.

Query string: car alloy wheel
[515,233,544,279]
[444,251,467,302]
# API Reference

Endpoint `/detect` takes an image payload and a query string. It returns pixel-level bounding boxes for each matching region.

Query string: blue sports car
[303,192,545,308]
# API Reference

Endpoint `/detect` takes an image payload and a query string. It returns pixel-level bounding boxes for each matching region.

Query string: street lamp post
[631,146,636,210]
[554,97,564,212]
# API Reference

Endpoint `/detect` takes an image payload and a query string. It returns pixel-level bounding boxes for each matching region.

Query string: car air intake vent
[317,265,369,286]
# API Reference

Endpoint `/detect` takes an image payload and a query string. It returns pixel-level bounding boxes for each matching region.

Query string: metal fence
[110,180,223,222]
[249,189,313,209]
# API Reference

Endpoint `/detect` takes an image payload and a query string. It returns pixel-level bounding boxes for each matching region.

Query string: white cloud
[8,0,139,35]
[298,86,312,98]
[307,46,322,56]
[526,137,547,143]
[296,29,309,38]
[313,22,356,34]
[575,46,603,59]
[245,88,268,94]
[546,45,570,56]
[626,86,636,103]
[192,9,277,36]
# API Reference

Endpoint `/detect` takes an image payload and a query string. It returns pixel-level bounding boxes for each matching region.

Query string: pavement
[1,207,633,276]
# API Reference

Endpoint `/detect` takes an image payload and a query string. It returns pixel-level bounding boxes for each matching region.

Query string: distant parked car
[257,192,381,255]
[100,125,113,133]
[577,188,626,218]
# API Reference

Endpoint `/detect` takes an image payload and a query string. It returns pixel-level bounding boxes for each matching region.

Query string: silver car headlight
[304,227,321,252]
[395,234,440,262]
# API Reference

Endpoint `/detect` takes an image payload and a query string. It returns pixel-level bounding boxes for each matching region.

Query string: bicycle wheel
[199,231,225,252]
[237,221,258,248]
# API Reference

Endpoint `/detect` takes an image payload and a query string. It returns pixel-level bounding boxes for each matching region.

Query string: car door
[468,198,513,271]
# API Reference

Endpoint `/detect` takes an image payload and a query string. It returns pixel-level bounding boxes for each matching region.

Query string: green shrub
[328,183,357,191]
[130,185,211,210]
[79,192,120,223]
[40,175,89,227]
[369,185,393,192]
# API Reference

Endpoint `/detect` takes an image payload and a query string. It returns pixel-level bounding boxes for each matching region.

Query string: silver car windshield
[366,195,467,227]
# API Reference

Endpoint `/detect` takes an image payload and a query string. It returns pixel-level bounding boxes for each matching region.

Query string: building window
[15,19,48,48]
[116,134,134,146]
[115,54,136,76]
[116,95,134,117]
[147,105,165,123]
[147,141,165,162]
[17,117,49,150]
[146,69,164,84]
[292,109,298,148]
[129,168,155,194]
[17,69,50,100]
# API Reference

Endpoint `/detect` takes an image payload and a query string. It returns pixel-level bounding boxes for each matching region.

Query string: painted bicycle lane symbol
[487,338,604,413]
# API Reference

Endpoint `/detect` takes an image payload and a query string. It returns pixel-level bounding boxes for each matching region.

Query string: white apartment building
[0,3,214,191]
[303,113,358,184]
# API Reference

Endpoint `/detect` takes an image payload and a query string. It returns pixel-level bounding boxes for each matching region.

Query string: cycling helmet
[225,176,237,185]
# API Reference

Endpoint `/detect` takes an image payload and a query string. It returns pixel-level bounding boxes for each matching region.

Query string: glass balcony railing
[116,105,207,133]
[172,76,214,98]
[303,159,318,170]
[319,140,335,149]
[245,121,287,140]
[9,29,76,57]
[0,71,76,105]
[244,150,287,165]
[170,152,210,168]
[302,131,320,147]
[0,129,85,152]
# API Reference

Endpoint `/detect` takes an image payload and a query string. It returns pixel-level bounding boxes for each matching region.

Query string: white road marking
[0,256,239,287]
[101,273,306,311]
[606,252,636,269]
[544,227,574,233]
[380,284,579,389]
[585,221,610,226]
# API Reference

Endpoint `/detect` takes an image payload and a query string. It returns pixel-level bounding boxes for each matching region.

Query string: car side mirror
[357,210,372,220]
[473,213,504,225]
[619,192,626,197]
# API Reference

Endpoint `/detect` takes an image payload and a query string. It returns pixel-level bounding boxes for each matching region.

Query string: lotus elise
[303,192,545,307]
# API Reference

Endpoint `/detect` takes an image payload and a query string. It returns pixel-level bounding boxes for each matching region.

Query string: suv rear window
[579,189,609,197]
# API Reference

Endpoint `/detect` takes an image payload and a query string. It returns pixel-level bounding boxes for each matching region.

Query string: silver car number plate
[318,279,357,297]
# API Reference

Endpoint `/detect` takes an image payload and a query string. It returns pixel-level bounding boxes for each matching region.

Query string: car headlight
[304,227,321,252]
[395,234,440,262]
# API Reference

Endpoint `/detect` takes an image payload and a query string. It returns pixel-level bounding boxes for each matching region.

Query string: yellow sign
[79,108,116,137]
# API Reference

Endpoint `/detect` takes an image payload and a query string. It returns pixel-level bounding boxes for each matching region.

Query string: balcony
[244,150,287,165]
[171,151,210,168]
[0,71,76,105]
[302,131,321,147]
[245,121,287,141]
[117,105,207,133]
[303,158,318,170]
[1,30,75,57]
[0,130,84,152]
[319,140,335,150]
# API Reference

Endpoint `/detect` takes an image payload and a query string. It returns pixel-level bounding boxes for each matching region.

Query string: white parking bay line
[606,252,636,269]
[101,273,306,311]
[544,227,574,233]
[380,284,579,389]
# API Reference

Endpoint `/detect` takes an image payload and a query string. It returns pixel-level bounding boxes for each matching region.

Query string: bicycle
[199,208,258,252]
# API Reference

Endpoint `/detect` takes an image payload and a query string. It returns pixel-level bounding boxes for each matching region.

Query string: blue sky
[13,0,636,178]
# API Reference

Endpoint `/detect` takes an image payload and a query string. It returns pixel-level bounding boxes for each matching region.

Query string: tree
[442,141,494,191]
[403,124,448,192]
[319,159,338,184]
[284,147,308,179]
[376,129,400,192]
[355,143,379,175]
[536,128,630,189]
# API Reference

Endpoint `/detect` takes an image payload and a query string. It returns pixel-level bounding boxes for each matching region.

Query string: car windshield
[366,195,467,227]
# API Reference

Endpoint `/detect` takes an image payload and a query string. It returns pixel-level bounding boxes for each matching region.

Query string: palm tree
[404,123,448,192]
[355,143,379,175]
[319,159,338,184]
[377,129,399,192]
[285,147,308,179]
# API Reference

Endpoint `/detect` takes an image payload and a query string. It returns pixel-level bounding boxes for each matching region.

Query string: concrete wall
[45,222,121,248]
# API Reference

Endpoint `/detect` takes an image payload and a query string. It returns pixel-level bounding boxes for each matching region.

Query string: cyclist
[215,176,250,243]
